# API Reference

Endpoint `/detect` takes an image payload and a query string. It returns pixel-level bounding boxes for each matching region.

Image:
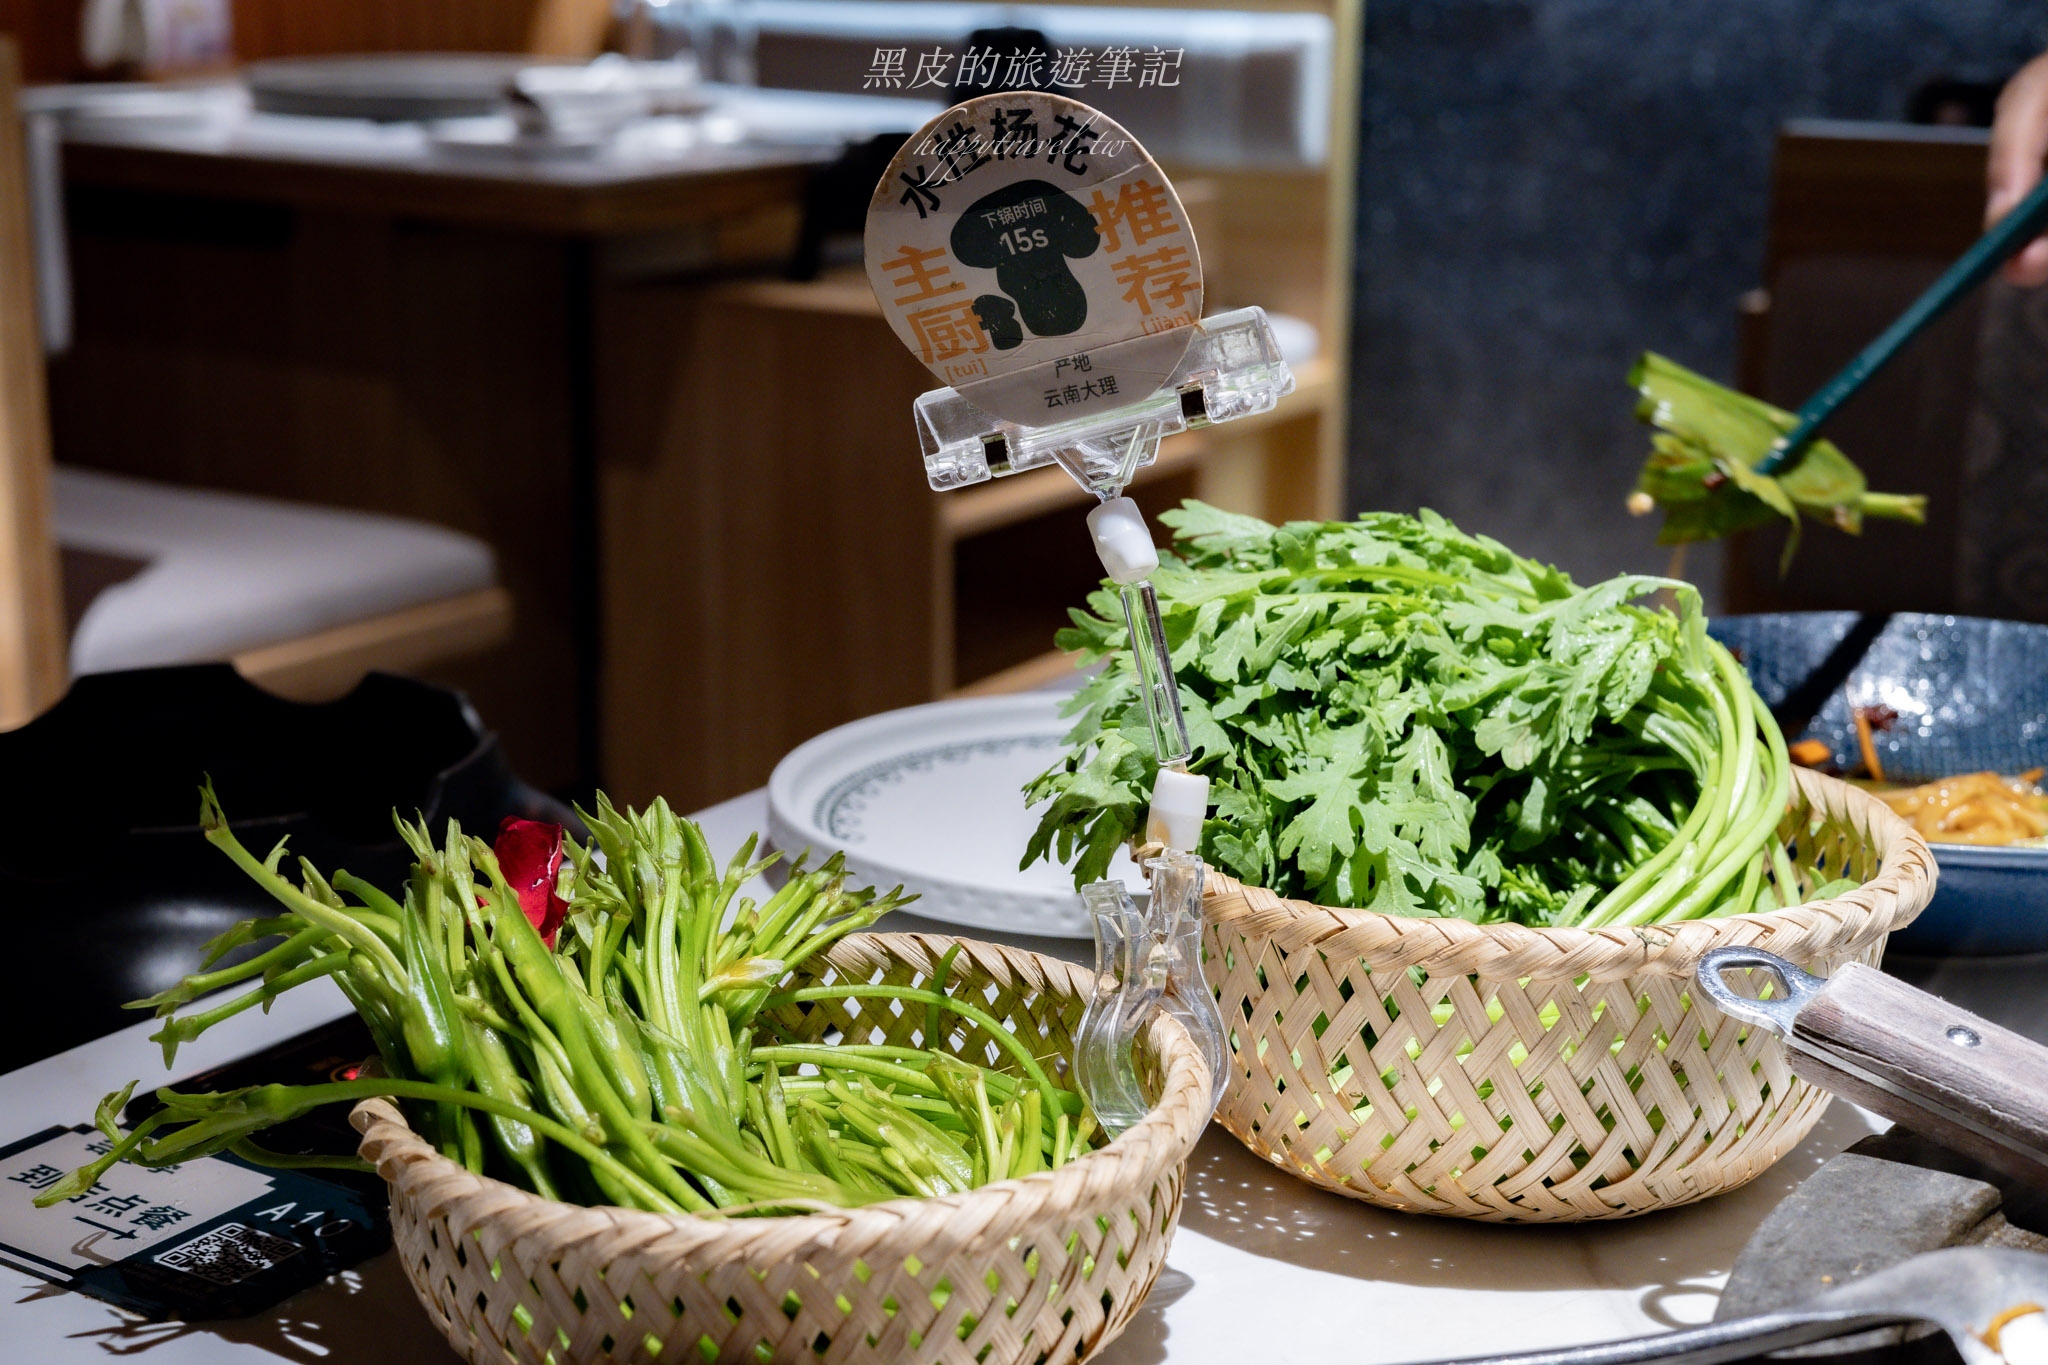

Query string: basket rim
[351,931,1211,1255]
[1202,767,1937,979]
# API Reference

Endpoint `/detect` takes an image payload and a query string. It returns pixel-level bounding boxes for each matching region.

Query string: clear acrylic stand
[915,307,1294,1133]
[915,306,1296,494]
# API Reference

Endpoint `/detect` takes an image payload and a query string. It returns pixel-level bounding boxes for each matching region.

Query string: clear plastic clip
[1076,852,1227,1136]
[914,307,1296,494]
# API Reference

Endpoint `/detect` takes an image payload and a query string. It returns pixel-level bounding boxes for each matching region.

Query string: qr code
[152,1222,301,1286]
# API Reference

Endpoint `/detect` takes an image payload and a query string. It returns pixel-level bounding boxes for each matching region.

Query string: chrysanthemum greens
[1025,502,1824,927]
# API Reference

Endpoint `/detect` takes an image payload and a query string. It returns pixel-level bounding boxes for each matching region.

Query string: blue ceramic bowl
[1708,613,2048,956]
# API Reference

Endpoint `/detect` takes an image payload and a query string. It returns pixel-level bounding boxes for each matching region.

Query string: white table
[0,789,1888,1364]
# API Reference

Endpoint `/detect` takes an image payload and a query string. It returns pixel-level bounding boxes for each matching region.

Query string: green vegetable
[41,788,1096,1215]
[1628,352,1926,570]
[1025,502,1811,928]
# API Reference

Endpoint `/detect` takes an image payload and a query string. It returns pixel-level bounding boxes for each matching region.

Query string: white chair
[0,36,510,727]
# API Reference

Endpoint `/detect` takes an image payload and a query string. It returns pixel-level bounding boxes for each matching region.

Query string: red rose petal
[494,817,568,948]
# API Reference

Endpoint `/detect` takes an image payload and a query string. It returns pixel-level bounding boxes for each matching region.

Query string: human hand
[1990,52,2048,286]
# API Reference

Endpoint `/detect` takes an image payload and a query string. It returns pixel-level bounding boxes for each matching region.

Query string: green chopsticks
[1756,172,2048,476]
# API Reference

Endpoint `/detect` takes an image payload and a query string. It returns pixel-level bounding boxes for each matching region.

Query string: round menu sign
[865,92,1204,429]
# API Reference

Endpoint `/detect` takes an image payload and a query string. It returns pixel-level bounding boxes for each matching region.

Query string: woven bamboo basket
[351,933,1211,1365]
[1202,767,1936,1222]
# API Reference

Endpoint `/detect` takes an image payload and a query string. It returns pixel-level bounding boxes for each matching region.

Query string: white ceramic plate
[767,694,1142,938]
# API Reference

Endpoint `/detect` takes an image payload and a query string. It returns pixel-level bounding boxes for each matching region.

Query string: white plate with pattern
[766,693,1144,938]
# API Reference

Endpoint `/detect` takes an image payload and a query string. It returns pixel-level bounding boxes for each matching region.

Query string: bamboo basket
[1202,767,1936,1222]
[352,933,1211,1365]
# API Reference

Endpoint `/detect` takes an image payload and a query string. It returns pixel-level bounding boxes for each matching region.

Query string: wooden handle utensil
[1698,947,2048,1189]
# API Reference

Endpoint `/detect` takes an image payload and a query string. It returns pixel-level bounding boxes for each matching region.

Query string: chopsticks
[1756,173,2048,476]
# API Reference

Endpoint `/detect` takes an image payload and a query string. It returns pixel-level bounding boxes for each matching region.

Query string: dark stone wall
[1349,0,2048,601]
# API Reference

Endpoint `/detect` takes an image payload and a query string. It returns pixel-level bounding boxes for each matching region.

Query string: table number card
[0,1125,386,1321]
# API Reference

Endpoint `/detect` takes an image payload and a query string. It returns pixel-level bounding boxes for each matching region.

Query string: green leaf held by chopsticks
[1626,352,1927,572]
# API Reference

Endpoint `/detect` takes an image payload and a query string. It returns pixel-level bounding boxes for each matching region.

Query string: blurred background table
[31,2,1358,815]
[40,88,851,798]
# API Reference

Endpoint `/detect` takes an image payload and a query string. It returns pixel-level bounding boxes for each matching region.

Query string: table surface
[0,787,1913,1365]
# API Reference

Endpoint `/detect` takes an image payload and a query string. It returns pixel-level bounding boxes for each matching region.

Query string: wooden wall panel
[229,0,542,60]
[0,37,65,726]
[1,0,550,74]
[596,278,942,812]
[0,0,89,81]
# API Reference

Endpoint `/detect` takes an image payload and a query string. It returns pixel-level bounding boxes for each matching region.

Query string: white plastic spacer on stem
[1086,496,1159,585]
[1146,767,1210,854]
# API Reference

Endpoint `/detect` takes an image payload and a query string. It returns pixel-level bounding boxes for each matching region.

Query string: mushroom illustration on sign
[950,179,1100,351]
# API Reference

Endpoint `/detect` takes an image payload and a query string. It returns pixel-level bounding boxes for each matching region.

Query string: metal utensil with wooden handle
[1697,946,2048,1189]
[1408,1246,2048,1365]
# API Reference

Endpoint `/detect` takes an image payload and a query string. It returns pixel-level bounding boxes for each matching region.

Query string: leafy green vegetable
[46,789,1097,1216]
[1025,502,1799,928]
[1629,353,1926,569]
